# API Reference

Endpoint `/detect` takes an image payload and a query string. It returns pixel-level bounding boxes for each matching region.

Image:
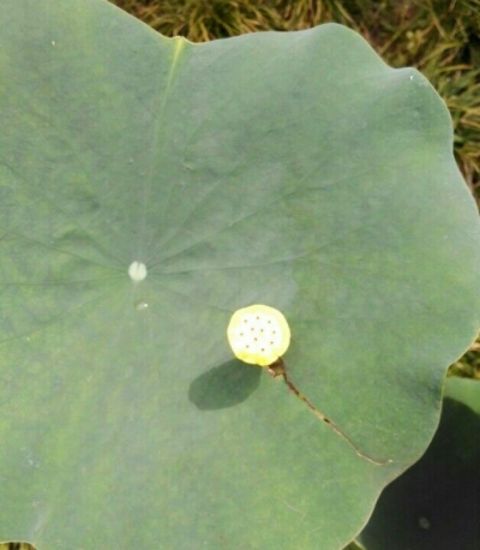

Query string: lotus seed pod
[227,304,291,367]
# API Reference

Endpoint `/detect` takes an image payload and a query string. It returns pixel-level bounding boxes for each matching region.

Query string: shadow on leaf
[189,359,261,410]
[0,544,36,550]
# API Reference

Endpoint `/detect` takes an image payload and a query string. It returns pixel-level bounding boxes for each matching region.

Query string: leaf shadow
[189,359,261,410]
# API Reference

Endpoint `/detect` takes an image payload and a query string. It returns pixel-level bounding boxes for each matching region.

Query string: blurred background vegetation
[112,0,480,379]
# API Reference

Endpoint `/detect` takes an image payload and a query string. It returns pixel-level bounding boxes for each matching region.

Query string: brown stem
[268,359,392,466]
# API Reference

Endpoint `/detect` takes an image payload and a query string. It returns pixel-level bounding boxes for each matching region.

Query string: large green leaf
[1,1,479,548]
[359,377,480,550]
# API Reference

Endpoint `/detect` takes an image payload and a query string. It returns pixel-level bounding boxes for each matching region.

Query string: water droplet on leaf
[128,261,147,282]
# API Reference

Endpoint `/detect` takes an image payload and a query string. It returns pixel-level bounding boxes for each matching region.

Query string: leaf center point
[128,261,147,282]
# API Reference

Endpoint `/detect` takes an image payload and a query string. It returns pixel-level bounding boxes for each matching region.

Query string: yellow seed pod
[227,304,291,367]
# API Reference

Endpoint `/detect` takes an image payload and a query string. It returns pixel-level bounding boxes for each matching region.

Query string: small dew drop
[409,75,414,81]
[135,301,149,312]
[51,40,56,46]
[128,261,147,282]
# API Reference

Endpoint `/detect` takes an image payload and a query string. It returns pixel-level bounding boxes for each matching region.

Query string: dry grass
[112,0,480,374]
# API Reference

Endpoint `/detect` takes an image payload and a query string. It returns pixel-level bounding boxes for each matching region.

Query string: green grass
[112,0,480,376]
